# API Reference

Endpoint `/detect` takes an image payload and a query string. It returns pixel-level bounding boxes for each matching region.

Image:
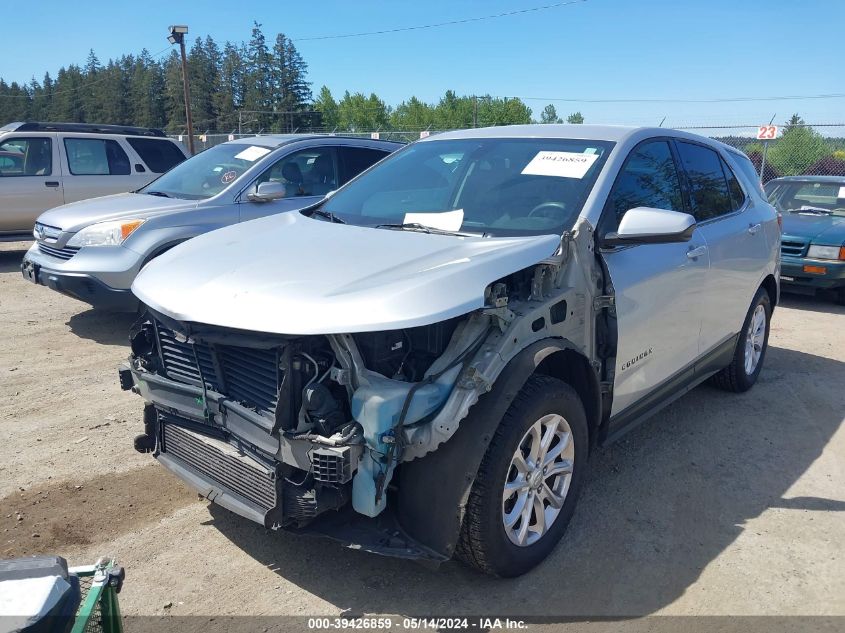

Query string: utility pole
[473,96,478,128]
[168,25,195,155]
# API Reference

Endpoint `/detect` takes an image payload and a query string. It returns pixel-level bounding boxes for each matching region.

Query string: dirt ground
[1,240,843,619]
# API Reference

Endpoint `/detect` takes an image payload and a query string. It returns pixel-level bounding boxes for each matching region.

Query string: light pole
[168,25,195,155]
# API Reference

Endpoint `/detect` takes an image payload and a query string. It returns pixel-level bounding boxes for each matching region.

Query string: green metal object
[69,558,124,633]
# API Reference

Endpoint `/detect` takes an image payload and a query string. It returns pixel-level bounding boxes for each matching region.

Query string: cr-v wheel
[711,287,772,393]
[457,375,588,577]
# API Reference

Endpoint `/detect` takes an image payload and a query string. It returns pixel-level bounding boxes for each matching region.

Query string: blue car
[765,175,845,305]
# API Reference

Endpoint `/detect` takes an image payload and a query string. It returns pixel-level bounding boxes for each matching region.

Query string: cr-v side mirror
[247,181,287,202]
[602,207,696,246]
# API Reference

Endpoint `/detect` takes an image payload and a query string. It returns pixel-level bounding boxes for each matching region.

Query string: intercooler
[160,417,277,512]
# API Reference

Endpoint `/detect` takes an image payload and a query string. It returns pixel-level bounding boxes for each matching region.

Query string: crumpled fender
[395,337,582,558]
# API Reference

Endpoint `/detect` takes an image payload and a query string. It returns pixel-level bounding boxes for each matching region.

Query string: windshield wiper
[791,206,832,215]
[144,191,171,198]
[308,209,346,224]
[375,222,469,236]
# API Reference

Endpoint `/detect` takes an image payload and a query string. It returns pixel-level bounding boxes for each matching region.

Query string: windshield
[766,180,845,216]
[139,143,274,200]
[320,137,614,236]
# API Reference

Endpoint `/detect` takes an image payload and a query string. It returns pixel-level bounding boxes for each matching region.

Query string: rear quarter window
[127,138,187,173]
[728,151,765,198]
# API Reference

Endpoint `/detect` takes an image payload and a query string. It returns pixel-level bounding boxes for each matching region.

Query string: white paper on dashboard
[234,146,271,162]
[522,151,599,179]
[838,186,845,199]
[403,209,465,231]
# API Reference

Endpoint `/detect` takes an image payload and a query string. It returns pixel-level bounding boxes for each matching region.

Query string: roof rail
[0,122,167,137]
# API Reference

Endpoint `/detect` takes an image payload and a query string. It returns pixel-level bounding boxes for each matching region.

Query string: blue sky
[2,0,843,127]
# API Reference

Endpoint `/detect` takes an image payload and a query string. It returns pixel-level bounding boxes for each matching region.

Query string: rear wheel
[456,375,588,577]
[711,287,771,392]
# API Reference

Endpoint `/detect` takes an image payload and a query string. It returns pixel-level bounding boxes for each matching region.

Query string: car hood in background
[37,193,200,233]
[781,212,845,245]
[132,212,561,334]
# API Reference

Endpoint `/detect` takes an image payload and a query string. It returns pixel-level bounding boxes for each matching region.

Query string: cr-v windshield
[139,143,274,200]
[320,137,614,236]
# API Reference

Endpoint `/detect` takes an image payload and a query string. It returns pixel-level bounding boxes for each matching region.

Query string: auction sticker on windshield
[234,146,271,162]
[522,151,599,179]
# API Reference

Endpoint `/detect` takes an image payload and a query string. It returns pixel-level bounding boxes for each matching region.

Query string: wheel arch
[534,348,602,449]
[761,273,778,309]
[395,337,601,559]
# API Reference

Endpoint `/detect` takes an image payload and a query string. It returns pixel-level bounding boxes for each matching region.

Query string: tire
[456,375,589,577]
[710,287,771,393]
[836,287,845,306]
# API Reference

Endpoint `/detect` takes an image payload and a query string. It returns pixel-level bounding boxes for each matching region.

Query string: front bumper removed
[119,363,445,562]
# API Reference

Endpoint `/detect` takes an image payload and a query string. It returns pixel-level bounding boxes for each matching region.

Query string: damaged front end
[120,224,600,562]
[120,304,496,559]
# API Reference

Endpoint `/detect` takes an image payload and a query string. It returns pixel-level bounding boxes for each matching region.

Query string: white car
[0,122,188,241]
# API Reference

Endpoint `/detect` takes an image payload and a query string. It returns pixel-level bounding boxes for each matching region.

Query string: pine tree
[163,51,187,132]
[243,22,273,130]
[313,85,338,130]
[540,104,562,124]
[216,42,244,131]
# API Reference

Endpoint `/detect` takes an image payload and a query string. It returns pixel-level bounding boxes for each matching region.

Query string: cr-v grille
[155,324,279,414]
[37,243,80,260]
[161,418,277,511]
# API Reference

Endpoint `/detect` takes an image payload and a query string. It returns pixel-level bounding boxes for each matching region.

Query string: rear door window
[0,137,52,176]
[602,139,684,232]
[675,141,733,221]
[64,138,131,175]
[126,138,186,173]
[339,147,390,184]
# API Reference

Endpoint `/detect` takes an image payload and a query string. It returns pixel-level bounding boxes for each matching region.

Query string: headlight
[66,219,145,247]
[806,245,845,261]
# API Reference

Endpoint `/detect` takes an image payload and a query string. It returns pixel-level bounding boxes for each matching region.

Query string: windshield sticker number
[220,170,238,184]
[403,209,464,231]
[234,146,271,162]
[521,151,599,179]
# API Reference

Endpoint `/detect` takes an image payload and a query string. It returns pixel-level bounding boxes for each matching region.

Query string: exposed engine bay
[120,224,600,559]
[124,304,490,529]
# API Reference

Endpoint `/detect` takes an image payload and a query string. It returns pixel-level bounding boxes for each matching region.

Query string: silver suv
[0,122,187,241]
[121,125,779,576]
[20,135,401,310]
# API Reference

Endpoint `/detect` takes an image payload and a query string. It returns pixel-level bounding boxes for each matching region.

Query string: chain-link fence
[171,123,845,183]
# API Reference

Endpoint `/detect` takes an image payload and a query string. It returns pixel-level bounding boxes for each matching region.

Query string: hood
[781,212,845,245]
[37,193,200,233]
[132,212,561,335]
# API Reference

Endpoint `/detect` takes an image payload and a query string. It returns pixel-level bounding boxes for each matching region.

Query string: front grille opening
[37,243,80,260]
[154,324,280,415]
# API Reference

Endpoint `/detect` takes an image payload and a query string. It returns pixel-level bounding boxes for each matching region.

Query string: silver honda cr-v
[21,135,401,310]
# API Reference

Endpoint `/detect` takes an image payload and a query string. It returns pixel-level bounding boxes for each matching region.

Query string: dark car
[765,175,845,304]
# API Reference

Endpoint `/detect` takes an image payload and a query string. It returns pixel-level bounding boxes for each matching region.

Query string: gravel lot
[1,240,843,619]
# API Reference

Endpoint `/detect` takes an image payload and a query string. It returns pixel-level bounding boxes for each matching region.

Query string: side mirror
[602,207,696,246]
[247,181,287,202]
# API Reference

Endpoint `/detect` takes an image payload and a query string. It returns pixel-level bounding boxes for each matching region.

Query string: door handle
[747,223,762,235]
[44,181,60,188]
[687,245,707,259]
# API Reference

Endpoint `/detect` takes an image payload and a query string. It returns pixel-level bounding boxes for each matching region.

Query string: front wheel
[456,375,588,577]
[710,287,772,392]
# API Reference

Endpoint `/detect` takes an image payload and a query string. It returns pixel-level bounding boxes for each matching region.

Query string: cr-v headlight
[66,219,145,247]
[806,244,845,260]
